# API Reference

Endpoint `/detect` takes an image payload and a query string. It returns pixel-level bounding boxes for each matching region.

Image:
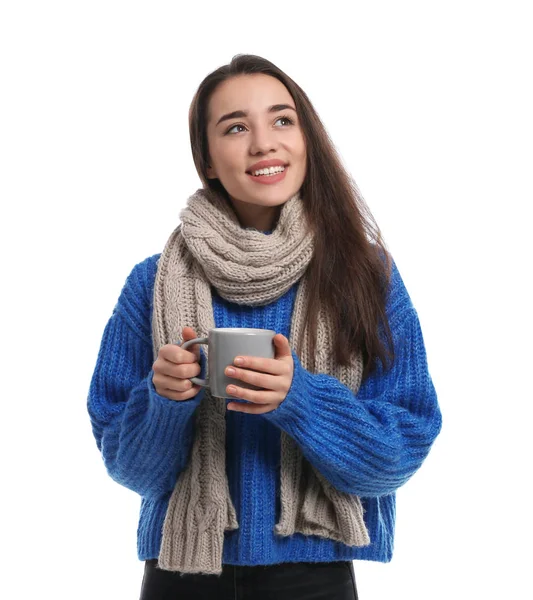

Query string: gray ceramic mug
[180,327,276,398]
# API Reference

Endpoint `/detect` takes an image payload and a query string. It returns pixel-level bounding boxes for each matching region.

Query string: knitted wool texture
[151,187,370,575]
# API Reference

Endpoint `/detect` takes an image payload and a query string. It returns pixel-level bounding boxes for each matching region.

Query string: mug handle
[179,337,208,387]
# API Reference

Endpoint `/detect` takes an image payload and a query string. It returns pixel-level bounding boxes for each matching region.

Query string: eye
[225,115,295,135]
[226,123,246,135]
[276,116,294,127]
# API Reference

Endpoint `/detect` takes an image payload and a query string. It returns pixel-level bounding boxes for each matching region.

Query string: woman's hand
[225,334,294,414]
[152,327,203,401]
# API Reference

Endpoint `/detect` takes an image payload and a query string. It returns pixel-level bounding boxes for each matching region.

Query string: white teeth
[252,165,285,176]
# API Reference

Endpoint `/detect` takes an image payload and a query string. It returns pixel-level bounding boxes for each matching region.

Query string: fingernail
[226,367,236,376]
[234,357,244,365]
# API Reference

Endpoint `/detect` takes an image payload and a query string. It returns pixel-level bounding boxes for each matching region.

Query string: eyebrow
[215,104,296,127]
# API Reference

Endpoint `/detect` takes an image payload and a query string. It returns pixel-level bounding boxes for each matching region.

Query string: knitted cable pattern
[151,187,370,575]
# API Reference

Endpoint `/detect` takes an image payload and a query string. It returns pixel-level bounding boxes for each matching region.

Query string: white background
[1,1,531,598]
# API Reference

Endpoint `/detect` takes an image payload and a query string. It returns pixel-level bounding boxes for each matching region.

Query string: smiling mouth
[246,164,289,175]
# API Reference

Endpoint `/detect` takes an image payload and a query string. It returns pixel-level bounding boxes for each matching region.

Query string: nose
[248,125,279,155]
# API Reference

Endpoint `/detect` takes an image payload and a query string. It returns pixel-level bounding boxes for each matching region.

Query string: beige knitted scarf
[151,186,370,576]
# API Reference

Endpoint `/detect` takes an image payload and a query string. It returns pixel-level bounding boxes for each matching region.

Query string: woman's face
[205,73,307,228]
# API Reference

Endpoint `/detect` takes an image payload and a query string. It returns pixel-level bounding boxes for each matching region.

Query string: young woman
[87,54,443,600]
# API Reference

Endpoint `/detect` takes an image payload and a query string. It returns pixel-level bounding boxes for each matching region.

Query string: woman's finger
[226,384,282,405]
[230,355,287,375]
[153,372,196,393]
[225,366,286,393]
[157,357,201,379]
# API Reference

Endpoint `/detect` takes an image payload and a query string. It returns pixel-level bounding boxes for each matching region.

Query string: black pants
[139,559,359,599]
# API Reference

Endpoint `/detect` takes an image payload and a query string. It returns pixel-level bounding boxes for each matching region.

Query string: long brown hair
[188,54,395,379]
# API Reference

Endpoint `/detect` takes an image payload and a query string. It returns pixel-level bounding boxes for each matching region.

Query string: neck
[228,197,281,232]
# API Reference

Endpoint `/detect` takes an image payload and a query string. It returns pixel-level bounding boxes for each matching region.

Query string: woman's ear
[206,163,216,179]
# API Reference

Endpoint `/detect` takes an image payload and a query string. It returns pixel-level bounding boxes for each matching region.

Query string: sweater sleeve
[262,262,443,498]
[86,255,206,499]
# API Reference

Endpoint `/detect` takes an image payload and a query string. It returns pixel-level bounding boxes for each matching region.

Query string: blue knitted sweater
[87,252,442,566]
